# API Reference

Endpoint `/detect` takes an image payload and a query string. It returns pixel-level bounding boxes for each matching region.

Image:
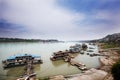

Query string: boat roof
[7,54,41,60]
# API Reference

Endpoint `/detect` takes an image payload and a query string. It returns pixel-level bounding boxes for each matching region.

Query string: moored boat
[80,50,84,54]
[2,54,43,69]
[69,44,81,53]
[50,51,69,61]
[82,43,88,50]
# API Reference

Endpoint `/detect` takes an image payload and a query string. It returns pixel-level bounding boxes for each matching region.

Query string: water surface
[0,42,100,80]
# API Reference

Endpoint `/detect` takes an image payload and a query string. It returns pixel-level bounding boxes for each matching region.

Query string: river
[0,42,100,80]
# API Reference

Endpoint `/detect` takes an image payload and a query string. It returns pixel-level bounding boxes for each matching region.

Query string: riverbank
[48,43,120,80]
[98,43,120,80]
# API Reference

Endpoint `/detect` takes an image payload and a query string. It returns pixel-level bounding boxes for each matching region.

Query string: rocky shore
[98,45,120,80]
[49,43,120,80]
[49,68,107,80]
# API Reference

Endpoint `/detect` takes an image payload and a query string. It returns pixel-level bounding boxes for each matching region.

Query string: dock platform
[17,61,36,80]
[69,60,87,70]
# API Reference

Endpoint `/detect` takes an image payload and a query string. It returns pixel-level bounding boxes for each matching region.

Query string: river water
[0,42,100,80]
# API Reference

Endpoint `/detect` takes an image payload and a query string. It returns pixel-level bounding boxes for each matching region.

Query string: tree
[111,61,120,80]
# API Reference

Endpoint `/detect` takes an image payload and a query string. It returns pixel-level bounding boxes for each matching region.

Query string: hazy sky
[0,0,120,41]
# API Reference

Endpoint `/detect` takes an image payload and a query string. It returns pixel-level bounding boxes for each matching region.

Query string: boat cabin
[50,51,69,60]
[2,54,42,68]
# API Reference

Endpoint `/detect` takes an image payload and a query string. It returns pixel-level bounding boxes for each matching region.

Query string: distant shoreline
[0,38,59,43]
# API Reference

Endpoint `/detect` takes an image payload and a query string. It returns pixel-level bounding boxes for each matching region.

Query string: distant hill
[100,33,120,42]
[0,38,59,42]
[90,33,120,43]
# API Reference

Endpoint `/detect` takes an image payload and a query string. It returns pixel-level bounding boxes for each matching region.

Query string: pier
[69,60,87,70]
[17,61,36,80]
[1,54,43,80]
[50,43,88,71]
[63,56,87,70]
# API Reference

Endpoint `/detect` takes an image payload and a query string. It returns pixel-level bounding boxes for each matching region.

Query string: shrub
[111,61,120,80]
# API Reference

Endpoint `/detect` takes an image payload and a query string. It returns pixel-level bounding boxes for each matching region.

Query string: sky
[0,0,120,41]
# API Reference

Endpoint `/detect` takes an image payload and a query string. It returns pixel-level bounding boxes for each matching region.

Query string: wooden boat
[50,51,70,61]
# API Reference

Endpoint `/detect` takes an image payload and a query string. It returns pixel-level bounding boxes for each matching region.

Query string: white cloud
[2,0,86,40]
[1,0,120,40]
[84,10,120,39]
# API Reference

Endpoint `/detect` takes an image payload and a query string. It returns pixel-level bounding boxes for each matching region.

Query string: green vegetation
[0,38,58,42]
[102,42,120,49]
[111,61,120,80]
[0,38,40,42]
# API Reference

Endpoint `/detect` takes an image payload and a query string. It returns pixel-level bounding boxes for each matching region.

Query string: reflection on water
[51,60,66,67]
[0,42,100,80]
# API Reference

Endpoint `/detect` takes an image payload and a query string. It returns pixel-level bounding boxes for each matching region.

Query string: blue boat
[2,54,43,69]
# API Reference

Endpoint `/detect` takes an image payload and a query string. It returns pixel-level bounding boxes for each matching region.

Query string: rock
[100,66,112,72]
[68,68,108,80]
[104,74,113,80]
[49,75,65,80]
[99,57,115,66]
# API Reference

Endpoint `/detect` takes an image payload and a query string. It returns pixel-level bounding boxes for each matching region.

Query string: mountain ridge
[100,33,120,42]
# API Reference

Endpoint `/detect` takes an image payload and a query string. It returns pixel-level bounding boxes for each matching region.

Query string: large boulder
[99,57,115,66]
[68,68,108,80]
